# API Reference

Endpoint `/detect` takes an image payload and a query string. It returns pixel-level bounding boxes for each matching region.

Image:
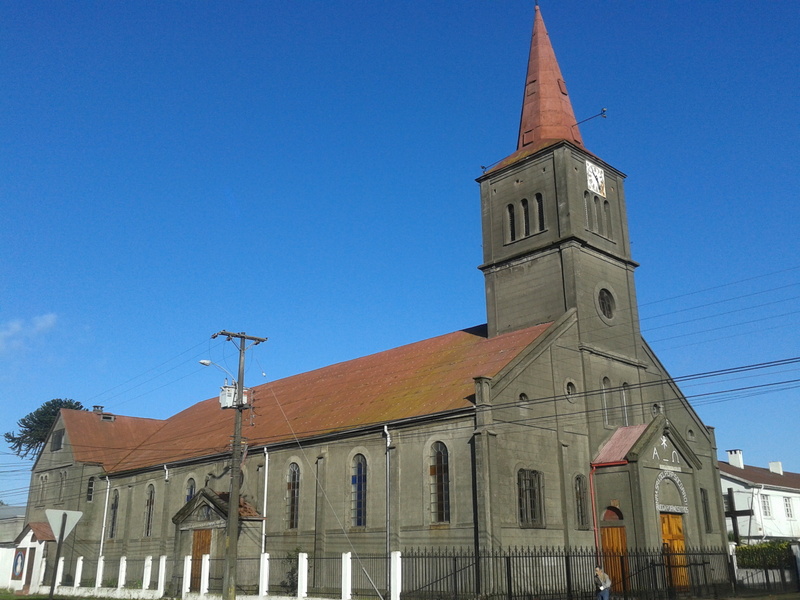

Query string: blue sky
[1,2,798,505]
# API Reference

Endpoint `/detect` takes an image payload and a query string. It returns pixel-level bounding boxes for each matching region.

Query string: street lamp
[201,331,267,600]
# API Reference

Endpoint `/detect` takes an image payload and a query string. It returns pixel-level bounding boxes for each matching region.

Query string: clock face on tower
[586,161,606,197]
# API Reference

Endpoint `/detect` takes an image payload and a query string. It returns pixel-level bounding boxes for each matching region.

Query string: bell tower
[478,6,642,359]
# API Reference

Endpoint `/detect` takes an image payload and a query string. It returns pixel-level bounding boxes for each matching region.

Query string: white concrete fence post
[143,555,153,590]
[297,552,308,599]
[56,556,64,587]
[341,552,352,600]
[95,556,105,589]
[390,551,402,600]
[74,556,83,588]
[182,555,192,598]
[200,554,210,596]
[258,552,270,598]
[118,555,127,589]
[157,555,167,596]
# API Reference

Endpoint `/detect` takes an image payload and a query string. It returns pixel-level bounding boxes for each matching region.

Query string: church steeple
[518,6,583,151]
[478,6,637,340]
[492,6,584,173]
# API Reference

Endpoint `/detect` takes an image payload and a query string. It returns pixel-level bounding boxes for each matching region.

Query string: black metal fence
[400,546,736,600]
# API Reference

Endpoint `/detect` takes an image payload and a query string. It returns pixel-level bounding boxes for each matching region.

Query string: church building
[20,6,728,595]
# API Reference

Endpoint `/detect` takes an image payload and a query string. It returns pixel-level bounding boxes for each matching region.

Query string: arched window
[518,469,544,527]
[575,475,589,529]
[507,204,517,242]
[603,200,612,239]
[351,454,367,527]
[109,489,119,539]
[87,477,95,502]
[535,193,545,232]
[602,377,611,425]
[287,463,300,529]
[621,383,630,426]
[584,191,594,230]
[186,478,196,503]
[430,442,450,523]
[144,484,155,537]
[521,199,531,237]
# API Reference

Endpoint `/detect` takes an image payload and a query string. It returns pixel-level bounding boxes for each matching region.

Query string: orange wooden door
[600,526,627,591]
[191,529,212,591]
[660,513,689,589]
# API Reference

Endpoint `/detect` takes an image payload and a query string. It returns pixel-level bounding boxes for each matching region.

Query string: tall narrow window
[785,497,794,519]
[87,477,95,502]
[430,442,450,523]
[584,191,594,230]
[594,196,603,236]
[186,478,196,503]
[621,383,630,426]
[51,429,64,452]
[535,193,545,232]
[507,204,517,242]
[521,199,531,237]
[38,475,48,504]
[575,475,589,529]
[109,490,119,539]
[287,463,300,529]
[518,469,544,527]
[603,200,613,239]
[700,488,713,533]
[602,377,611,425]
[144,484,155,537]
[58,471,67,502]
[351,454,367,527]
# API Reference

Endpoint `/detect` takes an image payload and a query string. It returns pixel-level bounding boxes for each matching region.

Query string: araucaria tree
[4,399,85,459]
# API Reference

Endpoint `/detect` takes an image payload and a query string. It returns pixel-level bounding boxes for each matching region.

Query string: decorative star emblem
[660,436,668,449]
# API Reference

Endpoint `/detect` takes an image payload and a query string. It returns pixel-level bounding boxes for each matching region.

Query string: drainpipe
[261,448,269,554]
[99,477,111,557]
[384,425,391,595]
[589,461,628,558]
[163,464,169,481]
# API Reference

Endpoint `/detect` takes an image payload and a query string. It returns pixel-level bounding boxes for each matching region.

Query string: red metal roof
[29,521,55,542]
[64,323,552,474]
[593,424,648,465]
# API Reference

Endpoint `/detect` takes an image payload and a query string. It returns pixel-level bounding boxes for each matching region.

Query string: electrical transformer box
[219,385,249,408]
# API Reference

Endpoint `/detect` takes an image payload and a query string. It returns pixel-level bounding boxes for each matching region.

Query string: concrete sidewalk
[725,592,800,600]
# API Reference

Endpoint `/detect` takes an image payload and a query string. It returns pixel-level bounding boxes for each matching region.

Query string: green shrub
[736,541,792,569]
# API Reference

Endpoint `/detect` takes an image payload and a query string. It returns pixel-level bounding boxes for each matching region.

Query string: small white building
[720,449,800,543]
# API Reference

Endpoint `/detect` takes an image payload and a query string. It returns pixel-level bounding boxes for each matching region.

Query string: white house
[720,449,800,544]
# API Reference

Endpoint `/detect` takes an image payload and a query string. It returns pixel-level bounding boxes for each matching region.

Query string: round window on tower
[598,288,615,320]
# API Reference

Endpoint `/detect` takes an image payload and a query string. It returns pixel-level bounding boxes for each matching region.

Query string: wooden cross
[724,487,754,545]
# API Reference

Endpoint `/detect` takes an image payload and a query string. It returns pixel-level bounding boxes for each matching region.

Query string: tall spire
[517,5,583,151]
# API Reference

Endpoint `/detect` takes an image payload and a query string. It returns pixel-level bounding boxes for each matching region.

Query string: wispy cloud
[0,313,58,353]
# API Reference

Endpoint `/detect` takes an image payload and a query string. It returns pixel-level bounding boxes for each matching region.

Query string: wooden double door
[660,513,689,589]
[190,529,212,591]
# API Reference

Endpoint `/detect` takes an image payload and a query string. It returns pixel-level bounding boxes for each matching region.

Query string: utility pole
[212,330,267,600]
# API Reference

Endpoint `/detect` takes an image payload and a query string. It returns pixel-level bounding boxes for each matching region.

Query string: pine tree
[4,399,85,459]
